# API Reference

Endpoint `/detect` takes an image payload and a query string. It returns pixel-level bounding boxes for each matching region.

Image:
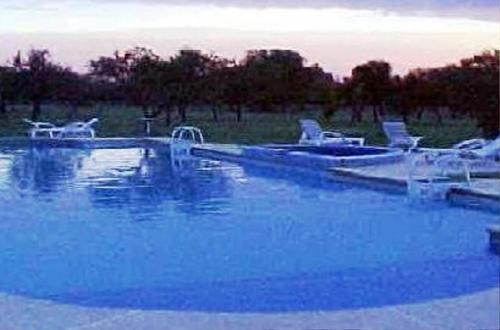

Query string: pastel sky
[0,0,498,76]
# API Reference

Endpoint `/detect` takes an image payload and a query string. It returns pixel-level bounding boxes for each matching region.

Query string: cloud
[96,0,500,15]
[90,0,499,19]
[2,0,498,20]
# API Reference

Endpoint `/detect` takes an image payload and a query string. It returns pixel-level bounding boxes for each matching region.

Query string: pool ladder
[170,126,204,174]
[407,153,468,201]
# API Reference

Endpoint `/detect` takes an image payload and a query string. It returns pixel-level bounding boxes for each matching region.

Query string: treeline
[0,48,498,137]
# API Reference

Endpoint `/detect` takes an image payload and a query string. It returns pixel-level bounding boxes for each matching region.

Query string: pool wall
[0,137,167,149]
[241,145,405,169]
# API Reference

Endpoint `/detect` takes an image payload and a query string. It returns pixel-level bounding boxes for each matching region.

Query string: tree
[168,49,214,121]
[220,64,249,122]
[351,60,392,123]
[89,49,135,104]
[458,50,499,138]
[243,49,306,114]
[200,54,231,122]
[13,49,64,120]
[126,47,162,117]
[0,66,18,114]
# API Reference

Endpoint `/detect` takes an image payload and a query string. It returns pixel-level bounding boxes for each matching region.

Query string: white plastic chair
[457,136,500,160]
[299,119,364,146]
[382,121,423,151]
[56,118,99,138]
[434,136,500,183]
[23,118,62,138]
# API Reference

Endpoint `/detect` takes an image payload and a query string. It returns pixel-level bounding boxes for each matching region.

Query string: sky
[0,0,499,76]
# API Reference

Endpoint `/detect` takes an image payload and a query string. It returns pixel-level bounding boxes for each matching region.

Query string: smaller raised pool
[242,144,404,169]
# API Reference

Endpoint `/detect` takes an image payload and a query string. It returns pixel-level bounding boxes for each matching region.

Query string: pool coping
[329,167,500,212]
[0,288,498,329]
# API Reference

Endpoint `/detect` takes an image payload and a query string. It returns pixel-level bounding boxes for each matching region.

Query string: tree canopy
[0,48,498,137]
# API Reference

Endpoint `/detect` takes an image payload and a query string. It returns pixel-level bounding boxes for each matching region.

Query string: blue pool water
[266,144,389,156]
[0,146,498,312]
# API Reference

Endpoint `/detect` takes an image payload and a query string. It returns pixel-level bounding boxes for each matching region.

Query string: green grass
[0,104,481,148]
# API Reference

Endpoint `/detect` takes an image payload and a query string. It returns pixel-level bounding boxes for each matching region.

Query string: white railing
[169,126,204,175]
[407,153,468,201]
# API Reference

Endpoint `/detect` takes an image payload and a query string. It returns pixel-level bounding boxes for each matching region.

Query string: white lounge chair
[55,118,99,138]
[434,136,500,181]
[452,138,488,150]
[457,136,500,160]
[426,136,500,158]
[299,119,364,146]
[23,119,62,138]
[383,121,423,151]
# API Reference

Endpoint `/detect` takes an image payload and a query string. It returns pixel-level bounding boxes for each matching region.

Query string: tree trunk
[299,102,306,112]
[31,100,41,121]
[350,104,364,125]
[356,105,363,123]
[450,107,457,120]
[434,107,443,125]
[177,105,187,122]
[402,109,408,124]
[350,106,357,125]
[416,107,424,120]
[282,103,292,120]
[142,105,149,116]
[372,105,380,123]
[211,105,218,122]
[0,99,6,114]
[182,106,187,122]
[165,105,171,126]
[379,102,386,118]
[235,104,242,122]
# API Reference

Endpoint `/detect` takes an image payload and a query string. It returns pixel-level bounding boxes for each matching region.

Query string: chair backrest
[22,118,56,129]
[383,121,411,141]
[300,119,323,140]
[85,118,99,127]
[63,118,99,130]
[23,118,35,126]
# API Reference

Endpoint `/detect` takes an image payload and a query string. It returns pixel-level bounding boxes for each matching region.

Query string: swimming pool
[0,145,498,312]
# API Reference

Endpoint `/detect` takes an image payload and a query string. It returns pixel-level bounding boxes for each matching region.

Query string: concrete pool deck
[1,288,498,329]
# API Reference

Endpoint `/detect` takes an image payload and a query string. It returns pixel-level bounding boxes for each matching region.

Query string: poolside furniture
[452,138,488,150]
[299,119,364,146]
[55,118,99,138]
[23,118,99,139]
[382,121,423,151]
[23,119,62,138]
[433,136,500,182]
[457,136,500,160]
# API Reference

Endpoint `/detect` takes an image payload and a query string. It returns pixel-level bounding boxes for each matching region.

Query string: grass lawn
[0,104,481,148]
